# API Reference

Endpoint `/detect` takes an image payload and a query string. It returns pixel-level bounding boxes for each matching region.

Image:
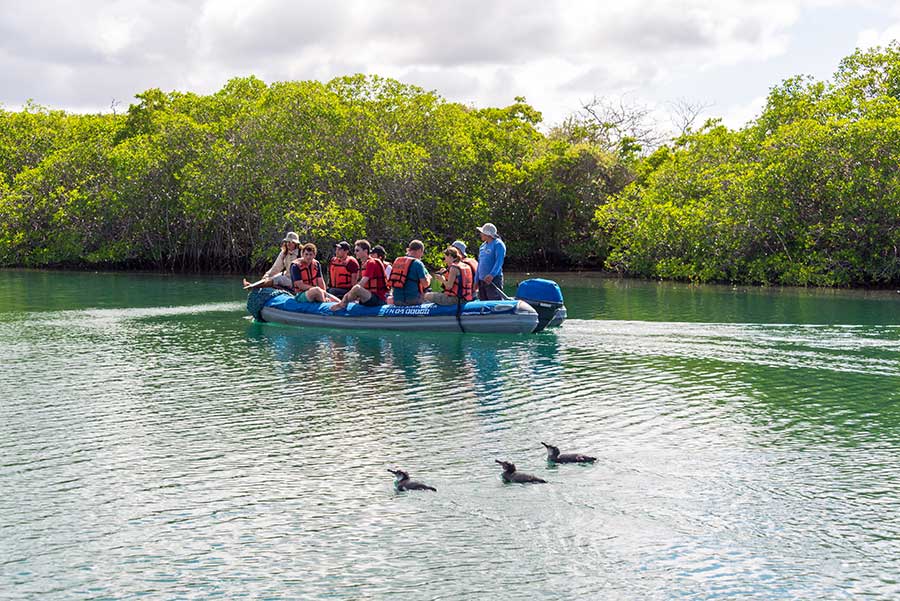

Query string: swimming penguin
[388,469,437,492]
[495,460,547,484]
[541,442,596,464]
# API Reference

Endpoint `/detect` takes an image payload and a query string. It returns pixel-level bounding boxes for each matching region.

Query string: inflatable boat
[247,278,566,334]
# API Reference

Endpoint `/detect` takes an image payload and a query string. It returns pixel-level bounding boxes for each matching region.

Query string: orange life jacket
[389,256,427,295]
[329,257,356,289]
[291,258,321,288]
[443,261,474,301]
[461,257,479,281]
[362,258,388,300]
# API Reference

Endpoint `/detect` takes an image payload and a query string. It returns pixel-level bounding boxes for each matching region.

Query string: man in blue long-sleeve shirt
[475,222,507,300]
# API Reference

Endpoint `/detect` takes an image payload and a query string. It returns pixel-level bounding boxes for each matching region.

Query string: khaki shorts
[271,274,292,288]
[424,292,460,306]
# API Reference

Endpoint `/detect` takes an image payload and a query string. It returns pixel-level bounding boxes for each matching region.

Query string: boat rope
[455,270,466,334]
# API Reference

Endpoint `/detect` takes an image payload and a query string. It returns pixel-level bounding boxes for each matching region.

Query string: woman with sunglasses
[425,246,474,305]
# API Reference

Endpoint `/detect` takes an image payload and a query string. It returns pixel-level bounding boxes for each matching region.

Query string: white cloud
[0,0,891,128]
[857,22,900,49]
[719,94,769,129]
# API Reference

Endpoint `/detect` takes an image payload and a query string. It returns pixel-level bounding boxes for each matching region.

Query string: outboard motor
[515,278,565,332]
[547,305,567,328]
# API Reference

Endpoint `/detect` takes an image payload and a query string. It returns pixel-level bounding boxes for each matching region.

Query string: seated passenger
[290,243,339,303]
[329,240,389,311]
[327,240,360,298]
[388,240,432,306]
[425,246,475,306]
[242,232,300,290]
[372,245,391,278]
[451,240,479,290]
[371,245,395,304]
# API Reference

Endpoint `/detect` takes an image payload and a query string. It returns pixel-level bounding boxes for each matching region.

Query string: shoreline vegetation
[1,44,899,287]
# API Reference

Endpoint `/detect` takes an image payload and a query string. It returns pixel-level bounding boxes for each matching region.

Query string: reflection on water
[247,322,561,402]
[2,269,900,600]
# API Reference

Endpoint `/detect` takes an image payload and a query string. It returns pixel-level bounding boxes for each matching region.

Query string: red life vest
[389,256,427,295]
[329,257,357,289]
[443,261,474,301]
[362,258,388,300]
[461,257,479,281]
[291,258,321,288]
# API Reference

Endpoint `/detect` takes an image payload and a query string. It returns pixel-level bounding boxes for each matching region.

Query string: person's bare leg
[329,294,349,311]
[306,288,325,303]
[330,286,361,311]
[308,288,337,303]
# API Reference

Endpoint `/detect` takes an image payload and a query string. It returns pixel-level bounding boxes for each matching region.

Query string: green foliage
[598,42,900,287]
[0,76,627,272]
[10,45,899,287]
[493,141,627,268]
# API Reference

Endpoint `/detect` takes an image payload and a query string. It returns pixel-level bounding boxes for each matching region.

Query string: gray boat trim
[260,300,539,334]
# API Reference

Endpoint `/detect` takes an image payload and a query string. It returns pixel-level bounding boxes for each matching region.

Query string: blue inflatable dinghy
[247,278,566,334]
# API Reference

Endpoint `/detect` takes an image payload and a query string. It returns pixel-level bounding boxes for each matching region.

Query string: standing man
[388,240,432,306]
[327,241,360,298]
[475,223,506,300]
[329,240,389,311]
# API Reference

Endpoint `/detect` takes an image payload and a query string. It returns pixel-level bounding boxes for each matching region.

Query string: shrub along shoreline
[2,44,899,287]
[0,75,625,275]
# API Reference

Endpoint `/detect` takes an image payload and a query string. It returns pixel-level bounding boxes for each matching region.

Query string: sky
[1,0,899,132]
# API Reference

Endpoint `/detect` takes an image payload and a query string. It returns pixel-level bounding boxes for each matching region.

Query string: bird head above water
[494,460,516,473]
[541,442,561,460]
[387,469,409,481]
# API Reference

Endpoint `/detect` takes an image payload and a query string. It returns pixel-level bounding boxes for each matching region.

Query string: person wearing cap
[327,241,360,298]
[388,240,432,306]
[372,245,392,280]
[451,240,479,291]
[328,239,389,311]
[242,231,301,290]
[475,222,507,300]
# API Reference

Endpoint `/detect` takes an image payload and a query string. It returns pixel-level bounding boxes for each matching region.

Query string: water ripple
[2,285,900,600]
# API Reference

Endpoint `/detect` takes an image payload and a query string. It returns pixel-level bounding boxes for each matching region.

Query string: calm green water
[2,270,899,600]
